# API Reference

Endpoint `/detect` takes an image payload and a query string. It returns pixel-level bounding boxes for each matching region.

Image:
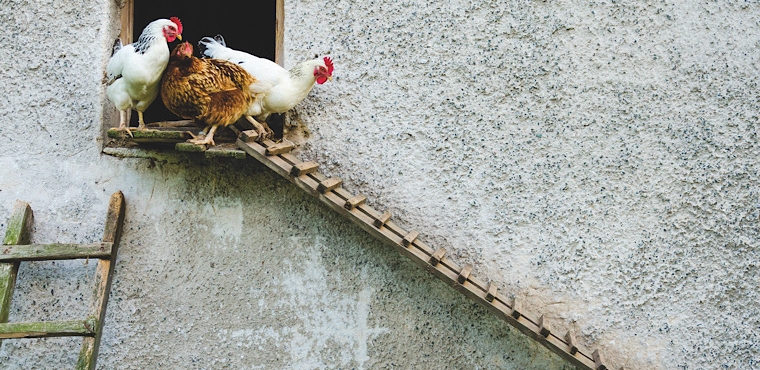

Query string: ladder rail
[0,191,125,370]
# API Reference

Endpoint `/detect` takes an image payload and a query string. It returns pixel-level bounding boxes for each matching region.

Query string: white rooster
[106,17,183,135]
[197,35,333,140]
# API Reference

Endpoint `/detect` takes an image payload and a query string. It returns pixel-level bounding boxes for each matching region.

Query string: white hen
[106,17,183,135]
[197,35,333,138]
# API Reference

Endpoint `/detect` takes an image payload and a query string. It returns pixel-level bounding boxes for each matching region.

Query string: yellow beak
[177,34,182,41]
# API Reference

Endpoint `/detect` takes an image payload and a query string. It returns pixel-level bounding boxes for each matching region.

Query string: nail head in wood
[240,129,259,143]
[565,331,578,355]
[538,314,550,338]
[344,194,367,210]
[430,248,446,266]
[593,349,607,370]
[317,177,342,194]
[485,282,498,302]
[373,211,391,228]
[509,297,521,319]
[290,161,319,177]
[402,230,419,247]
[457,264,473,284]
[265,142,295,156]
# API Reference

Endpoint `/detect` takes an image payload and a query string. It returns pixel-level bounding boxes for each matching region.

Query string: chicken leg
[245,116,273,142]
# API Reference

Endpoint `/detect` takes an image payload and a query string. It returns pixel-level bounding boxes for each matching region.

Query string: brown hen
[160,41,270,146]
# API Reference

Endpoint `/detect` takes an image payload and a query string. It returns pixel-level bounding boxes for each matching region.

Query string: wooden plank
[402,230,419,247]
[593,349,607,370]
[457,264,473,284]
[291,161,319,177]
[107,128,191,143]
[205,144,247,159]
[265,142,294,156]
[430,248,446,266]
[373,211,391,228]
[0,318,97,339]
[344,194,367,210]
[485,282,498,302]
[317,177,342,194]
[0,242,112,262]
[175,142,206,152]
[0,200,33,347]
[77,191,126,370]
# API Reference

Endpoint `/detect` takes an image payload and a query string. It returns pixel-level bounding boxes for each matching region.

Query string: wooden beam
[0,200,33,347]
[78,191,126,370]
[0,242,112,262]
[275,0,284,67]
[0,318,97,339]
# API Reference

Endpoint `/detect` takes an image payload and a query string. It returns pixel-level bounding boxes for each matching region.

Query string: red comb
[170,17,183,34]
[323,56,334,75]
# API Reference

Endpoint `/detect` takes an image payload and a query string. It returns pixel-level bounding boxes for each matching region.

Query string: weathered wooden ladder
[234,133,610,370]
[0,191,126,370]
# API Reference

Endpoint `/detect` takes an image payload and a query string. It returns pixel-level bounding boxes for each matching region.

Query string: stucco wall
[0,0,758,369]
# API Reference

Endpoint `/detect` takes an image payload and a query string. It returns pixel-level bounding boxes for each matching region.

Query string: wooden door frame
[118,0,284,65]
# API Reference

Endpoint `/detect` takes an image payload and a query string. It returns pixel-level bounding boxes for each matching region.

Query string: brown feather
[160,42,259,129]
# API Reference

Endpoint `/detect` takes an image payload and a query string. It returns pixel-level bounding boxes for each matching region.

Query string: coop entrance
[127,0,282,133]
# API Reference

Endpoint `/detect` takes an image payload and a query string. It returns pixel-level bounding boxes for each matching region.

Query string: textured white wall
[0,0,757,369]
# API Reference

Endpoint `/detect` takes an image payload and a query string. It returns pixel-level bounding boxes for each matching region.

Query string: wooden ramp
[105,127,609,370]
[236,136,608,370]
[0,191,126,370]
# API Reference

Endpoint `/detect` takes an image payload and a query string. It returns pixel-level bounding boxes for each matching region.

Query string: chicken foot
[187,124,219,146]
[113,110,134,138]
[245,116,274,142]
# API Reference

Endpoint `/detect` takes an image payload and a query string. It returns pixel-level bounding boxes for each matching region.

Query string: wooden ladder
[0,191,126,370]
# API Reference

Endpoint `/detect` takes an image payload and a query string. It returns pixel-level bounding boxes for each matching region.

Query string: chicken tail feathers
[111,38,122,56]
[198,35,226,59]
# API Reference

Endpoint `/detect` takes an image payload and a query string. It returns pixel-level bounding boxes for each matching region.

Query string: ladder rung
[0,318,97,339]
[0,242,113,262]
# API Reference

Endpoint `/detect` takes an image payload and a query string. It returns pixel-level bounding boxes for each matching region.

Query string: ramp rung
[402,230,419,247]
[373,211,391,228]
[430,248,446,266]
[0,242,112,262]
[457,264,473,284]
[344,195,367,210]
[485,282,498,302]
[265,141,294,156]
[0,318,97,339]
[291,161,319,176]
[538,314,551,338]
[317,177,342,194]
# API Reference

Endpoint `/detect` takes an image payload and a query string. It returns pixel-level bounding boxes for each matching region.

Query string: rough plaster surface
[0,0,758,369]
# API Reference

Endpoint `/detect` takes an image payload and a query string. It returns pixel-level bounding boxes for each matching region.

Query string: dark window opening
[131,0,282,137]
